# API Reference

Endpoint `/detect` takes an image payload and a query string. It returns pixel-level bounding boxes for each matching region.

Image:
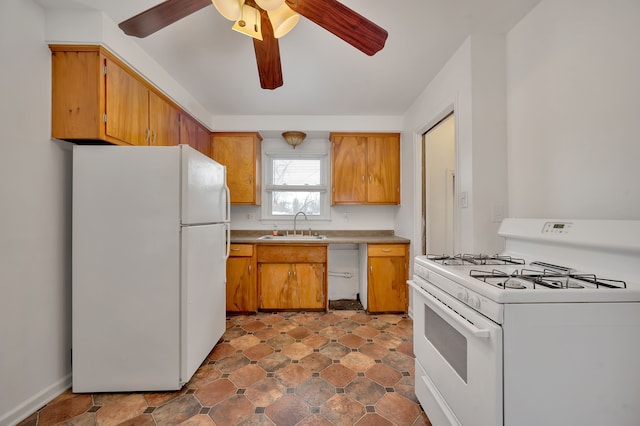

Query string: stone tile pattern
[18,310,431,426]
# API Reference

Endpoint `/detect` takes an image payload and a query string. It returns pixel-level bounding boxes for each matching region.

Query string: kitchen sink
[258,234,327,240]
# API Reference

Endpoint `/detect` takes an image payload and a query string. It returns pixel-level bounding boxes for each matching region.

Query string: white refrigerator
[72,144,230,392]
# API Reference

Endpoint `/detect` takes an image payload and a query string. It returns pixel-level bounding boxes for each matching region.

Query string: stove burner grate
[469,268,627,290]
[427,253,525,266]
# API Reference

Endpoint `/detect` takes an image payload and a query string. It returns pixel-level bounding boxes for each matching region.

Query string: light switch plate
[459,191,468,208]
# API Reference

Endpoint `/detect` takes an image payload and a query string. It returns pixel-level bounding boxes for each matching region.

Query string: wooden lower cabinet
[257,244,327,311]
[259,263,325,310]
[367,244,408,313]
[226,244,257,313]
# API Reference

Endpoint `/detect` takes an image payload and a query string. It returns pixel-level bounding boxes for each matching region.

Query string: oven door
[409,277,503,426]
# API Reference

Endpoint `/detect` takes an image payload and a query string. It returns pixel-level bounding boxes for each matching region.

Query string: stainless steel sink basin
[258,234,326,240]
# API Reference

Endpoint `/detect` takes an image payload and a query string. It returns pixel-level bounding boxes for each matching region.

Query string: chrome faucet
[293,211,308,236]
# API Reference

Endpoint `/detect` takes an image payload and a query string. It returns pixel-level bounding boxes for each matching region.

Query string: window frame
[261,151,331,221]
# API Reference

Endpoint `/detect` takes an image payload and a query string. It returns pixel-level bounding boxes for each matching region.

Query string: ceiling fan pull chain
[255,7,260,32]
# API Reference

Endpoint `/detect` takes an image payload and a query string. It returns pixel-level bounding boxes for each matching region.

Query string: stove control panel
[542,221,573,234]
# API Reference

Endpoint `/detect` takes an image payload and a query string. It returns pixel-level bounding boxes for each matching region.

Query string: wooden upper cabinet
[179,113,211,157]
[330,132,401,205]
[331,134,368,204]
[211,132,262,205]
[148,91,180,146]
[367,134,401,204]
[51,45,181,146]
[104,58,148,145]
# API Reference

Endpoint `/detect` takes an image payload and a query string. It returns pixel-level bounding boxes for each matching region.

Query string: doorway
[422,113,455,255]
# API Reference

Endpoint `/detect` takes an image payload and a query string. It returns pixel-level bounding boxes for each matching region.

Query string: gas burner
[503,278,527,289]
[470,269,529,289]
[426,254,451,262]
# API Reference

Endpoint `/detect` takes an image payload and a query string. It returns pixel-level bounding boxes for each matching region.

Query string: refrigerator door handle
[224,222,231,259]
[225,183,231,223]
[224,178,231,260]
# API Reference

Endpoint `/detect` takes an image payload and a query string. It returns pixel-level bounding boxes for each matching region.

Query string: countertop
[230,230,410,245]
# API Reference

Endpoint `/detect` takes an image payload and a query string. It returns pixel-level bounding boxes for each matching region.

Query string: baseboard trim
[0,374,72,426]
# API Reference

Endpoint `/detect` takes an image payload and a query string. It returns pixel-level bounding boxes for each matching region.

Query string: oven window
[424,304,468,382]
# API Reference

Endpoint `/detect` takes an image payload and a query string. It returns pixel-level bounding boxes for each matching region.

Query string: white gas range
[408,219,640,426]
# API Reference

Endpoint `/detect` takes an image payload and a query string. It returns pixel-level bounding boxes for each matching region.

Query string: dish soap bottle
[272,225,278,236]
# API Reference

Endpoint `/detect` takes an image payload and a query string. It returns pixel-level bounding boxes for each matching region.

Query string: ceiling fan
[118,0,388,90]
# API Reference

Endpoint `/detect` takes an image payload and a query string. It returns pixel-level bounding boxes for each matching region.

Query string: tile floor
[18,310,431,426]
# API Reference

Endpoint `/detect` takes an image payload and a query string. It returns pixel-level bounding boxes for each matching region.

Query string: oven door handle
[409,280,491,339]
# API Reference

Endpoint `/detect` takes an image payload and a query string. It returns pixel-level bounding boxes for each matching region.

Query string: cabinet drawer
[229,244,254,257]
[368,244,406,257]
[257,245,327,263]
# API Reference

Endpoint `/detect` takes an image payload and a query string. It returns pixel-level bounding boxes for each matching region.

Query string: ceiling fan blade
[286,0,388,56]
[253,8,284,89]
[119,0,212,38]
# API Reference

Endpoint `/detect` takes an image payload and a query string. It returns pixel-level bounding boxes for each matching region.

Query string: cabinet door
[51,49,102,140]
[105,58,148,145]
[227,256,256,312]
[331,134,367,204]
[180,114,211,156]
[293,263,325,310]
[259,263,294,309]
[368,245,407,313]
[149,91,180,146]
[212,133,262,205]
[367,134,400,204]
[196,124,211,157]
[259,263,325,310]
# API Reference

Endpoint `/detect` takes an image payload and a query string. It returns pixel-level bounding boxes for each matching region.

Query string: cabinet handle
[382,249,391,253]
[248,265,252,273]
[370,265,373,274]
[361,176,365,183]
[369,175,373,183]
[249,175,253,184]
[231,248,240,251]
[288,270,291,278]
[144,128,150,142]
[152,130,157,145]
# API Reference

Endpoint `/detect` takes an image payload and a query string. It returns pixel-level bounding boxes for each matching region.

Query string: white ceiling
[36,0,542,117]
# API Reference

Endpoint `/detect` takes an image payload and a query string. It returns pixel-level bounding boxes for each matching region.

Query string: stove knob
[457,289,469,302]
[470,296,481,309]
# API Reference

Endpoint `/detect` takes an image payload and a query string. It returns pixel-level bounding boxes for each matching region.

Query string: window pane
[272,192,320,215]
[273,159,321,185]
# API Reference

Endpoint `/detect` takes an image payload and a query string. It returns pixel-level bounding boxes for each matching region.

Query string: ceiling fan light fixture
[211,0,244,21]
[268,4,300,38]
[232,4,263,40]
[255,0,286,11]
[282,131,307,149]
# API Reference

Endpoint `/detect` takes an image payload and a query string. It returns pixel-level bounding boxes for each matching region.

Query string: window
[263,153,329,220]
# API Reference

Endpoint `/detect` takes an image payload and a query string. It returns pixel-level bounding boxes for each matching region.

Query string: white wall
[399,34,509,261]
[506,0,640,219]
[0,1,72,424]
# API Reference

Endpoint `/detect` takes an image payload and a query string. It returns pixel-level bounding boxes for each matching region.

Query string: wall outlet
[247,212,255,221]
[343,212,349,222]
[492,204,504,223]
